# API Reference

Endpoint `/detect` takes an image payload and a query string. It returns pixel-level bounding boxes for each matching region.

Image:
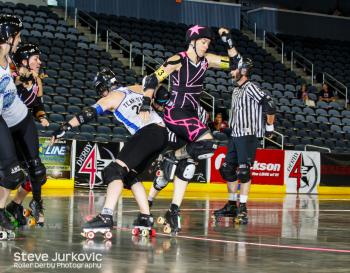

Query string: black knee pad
[237,163,252,184]
[28,158,46,184]
[102,162,128,186]
[124,171,141,190]
[153,176,169,191]
[186,139,219,162]
[219,161,238,182]
[175,159,196,182]
[0,158,25,190]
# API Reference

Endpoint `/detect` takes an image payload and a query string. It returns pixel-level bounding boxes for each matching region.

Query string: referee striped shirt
[229,80,266,138]
[167,106,207,143]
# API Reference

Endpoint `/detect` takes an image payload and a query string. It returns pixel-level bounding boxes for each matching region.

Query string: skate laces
[2,210,11,222]
[37,200,45,213]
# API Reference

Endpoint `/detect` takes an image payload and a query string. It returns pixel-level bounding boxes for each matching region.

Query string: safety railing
[106,30,132,69]
[57,0,68,21]
[291,51,314,86]
[241,12,256,42]
[263,31,284,64]
[262,130,284,150]
[322,72,348,108]
[74,8,98,44]
[141,54,160,76]
[304,145,331,153]
[201,91,215,119]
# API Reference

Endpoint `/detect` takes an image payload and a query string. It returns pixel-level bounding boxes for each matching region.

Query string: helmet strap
[189,40,200,63]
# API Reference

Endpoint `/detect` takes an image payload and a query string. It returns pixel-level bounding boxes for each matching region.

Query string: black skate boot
[132,213,155,237]
[6,201,27,226]
[0,210,16,240]
[212,202,238,222]
[157,205,181,236]
[81,214,114,240]
[28,199,45,226]
[234,203,248,225]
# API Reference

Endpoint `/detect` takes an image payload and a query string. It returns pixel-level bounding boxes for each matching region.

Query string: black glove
[52,122,72,140]
[37,114,50,124]
[265,123,274,138]
[19,73,33,84]
[220,32,234,49]
[140,97,151,113]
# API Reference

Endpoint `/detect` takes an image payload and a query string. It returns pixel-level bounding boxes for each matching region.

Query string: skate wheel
[0,231,7,240]
[132,228,139,236]
[87,240,94,246]
[157,217,165,225]
[216,216,222,222]
[235,218,240,224]
[170,231,177,237]
[7,233,15,240]
[105,240,112,247]
[150,229,156,237]
[23,209,30,217]
[141,229,149,237]
[104,231,113,240]
[87,231,95,239]
[164,226,171,234]
[28,219,36,226]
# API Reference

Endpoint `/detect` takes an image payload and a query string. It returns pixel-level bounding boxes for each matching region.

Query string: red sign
[210,148,284,185]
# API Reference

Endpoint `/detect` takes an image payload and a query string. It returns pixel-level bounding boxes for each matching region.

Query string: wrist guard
[140,97,151,113]
[38,114,50,123]
[19,73,33,84]
[221,32,234,49]
[265,123,274,138]
[52,122,72,140]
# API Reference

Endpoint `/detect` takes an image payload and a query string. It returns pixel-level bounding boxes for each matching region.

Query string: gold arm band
[155,68,168,82]
[220,56,230,69]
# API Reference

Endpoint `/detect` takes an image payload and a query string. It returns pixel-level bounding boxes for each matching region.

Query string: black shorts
[117,123,168,176]
[164,107,210,144]
[225,135,258,164]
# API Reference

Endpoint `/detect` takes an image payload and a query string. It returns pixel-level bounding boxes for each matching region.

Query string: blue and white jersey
[0,56,27,127]
[110,87,164,135]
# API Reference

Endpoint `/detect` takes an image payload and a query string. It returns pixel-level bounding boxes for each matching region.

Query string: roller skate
[234,203,248,225]
[132,213,156,237]
[24,199,45,226]
[81,214,113,240]
[5,201,27,227]
[157,206,181,236]
[0,210,16,240]
[211,202,238,222]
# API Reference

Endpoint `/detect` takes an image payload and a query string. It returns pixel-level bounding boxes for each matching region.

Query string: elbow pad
[142,73,159,92]
[76,106,99,125]
[262,96,276,115]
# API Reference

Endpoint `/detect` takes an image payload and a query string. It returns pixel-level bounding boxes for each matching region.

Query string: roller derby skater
[217,33,276,225]
[50,70,168,239]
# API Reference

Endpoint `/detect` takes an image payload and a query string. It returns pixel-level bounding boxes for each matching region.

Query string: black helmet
[154,85,169,106]
[238,58,253,77]
[185,25,215,43]
[14,44,41,69]
[92,69,118,96]
[0,15,23,44]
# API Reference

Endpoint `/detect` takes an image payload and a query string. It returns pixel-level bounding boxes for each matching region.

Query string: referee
[213,52,276,222]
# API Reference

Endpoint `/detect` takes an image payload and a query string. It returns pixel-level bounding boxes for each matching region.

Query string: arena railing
[322,72,348,108]
[262,130,284,150]
[57,0,68,21]
[200,91,215,120]
[106,30,132,69]
[304,145,331,153]
[291,50,314,86]
[263,31,284,64]
[241,12,256,42]
[74,8,98,44]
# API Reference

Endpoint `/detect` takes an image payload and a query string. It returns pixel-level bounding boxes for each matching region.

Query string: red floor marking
[112,226,350,253]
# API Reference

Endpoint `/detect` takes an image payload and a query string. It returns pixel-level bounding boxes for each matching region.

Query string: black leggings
[0,115,17,165]
[9,112,42,200]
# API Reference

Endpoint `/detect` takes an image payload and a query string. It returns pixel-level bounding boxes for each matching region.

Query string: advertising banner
[320,153,350,187]
[284,151,320,194]
[39,138,73,179]
[210,147,284,185]
[74,141,120,189]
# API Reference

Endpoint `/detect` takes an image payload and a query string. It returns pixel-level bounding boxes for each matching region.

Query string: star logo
[188,25,205,36]
[289,154,315,192]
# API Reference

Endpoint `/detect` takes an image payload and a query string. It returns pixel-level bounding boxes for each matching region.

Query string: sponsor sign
[210,147,284,185]
[74,141,120,189]
[39,138,73,179]
[320,153,350,187]
[284,151,320,194]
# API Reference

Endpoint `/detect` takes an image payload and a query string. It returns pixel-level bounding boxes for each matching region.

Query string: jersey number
[132,103,142,115]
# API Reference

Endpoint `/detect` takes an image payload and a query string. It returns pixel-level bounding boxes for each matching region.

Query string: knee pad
[186,139,219,162]
[0,159,25,190]
[175,159,195,182]
[153,176,169,191]
[102,162,128,186]
[237,163,252,184]
[27,158,46,184]
[124,171,141,190]
[219,162,238,182]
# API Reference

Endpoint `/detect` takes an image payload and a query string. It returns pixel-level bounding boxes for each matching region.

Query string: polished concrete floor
[1,190,350,273]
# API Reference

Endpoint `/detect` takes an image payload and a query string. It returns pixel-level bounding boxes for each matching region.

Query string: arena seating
[2,2,349,152]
